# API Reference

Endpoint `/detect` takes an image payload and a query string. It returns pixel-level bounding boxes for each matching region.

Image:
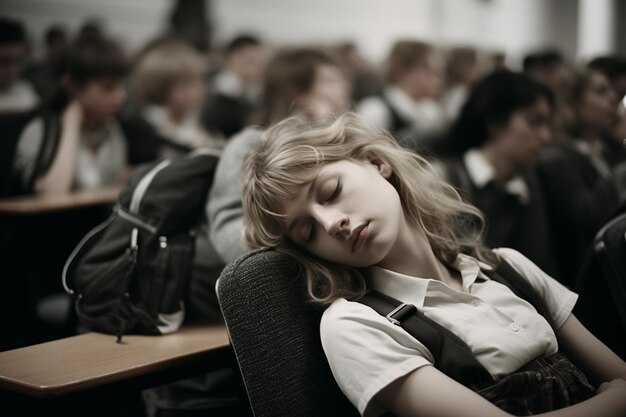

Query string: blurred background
[1,0,624,68]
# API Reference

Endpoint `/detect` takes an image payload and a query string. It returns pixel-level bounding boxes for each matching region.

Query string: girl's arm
[556,313,626,385]
[376,363,626,417]
[34,101,82,194]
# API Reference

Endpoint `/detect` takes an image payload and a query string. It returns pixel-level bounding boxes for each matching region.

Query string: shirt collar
[384,86,418,121]
[463,149,531,204]
[214,70,245,98]
[367,253,493,308]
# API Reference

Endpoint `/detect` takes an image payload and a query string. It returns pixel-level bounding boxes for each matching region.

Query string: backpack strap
[26,111,61,193]
[359,291,495,391]
[485,258,556,330]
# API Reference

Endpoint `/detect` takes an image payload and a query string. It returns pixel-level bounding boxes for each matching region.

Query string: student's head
[522,49,569,94]
[450,71,555,167]
[133,39,206,116]
[223,34,266,85]
[0,17,29,91]
[387,40,444,100]
[242,113,490,304]
[254,48,350,127]
[560,68,619,139]
[446,46,479,86]
[56,36,129,121]
[44,25,67,57]
[587,55,626,102]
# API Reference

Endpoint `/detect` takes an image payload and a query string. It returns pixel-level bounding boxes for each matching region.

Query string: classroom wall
[0,0,622,67]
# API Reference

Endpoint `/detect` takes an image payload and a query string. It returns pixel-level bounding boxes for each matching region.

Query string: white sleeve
[13,117,45,189]
[493,247,578,330]
[320,299,433,417]
[206,128,261,263]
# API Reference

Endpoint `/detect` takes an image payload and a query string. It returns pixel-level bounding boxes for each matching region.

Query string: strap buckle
[386,303,417,325]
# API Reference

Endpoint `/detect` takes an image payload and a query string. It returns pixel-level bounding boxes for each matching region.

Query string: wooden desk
[0,324,230,398]
[0,186,120,216]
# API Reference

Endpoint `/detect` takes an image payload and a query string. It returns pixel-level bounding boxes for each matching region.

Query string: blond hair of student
[242,112,494,304]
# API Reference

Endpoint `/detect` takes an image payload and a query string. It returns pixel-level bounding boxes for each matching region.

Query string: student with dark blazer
[538,68,624,285]
[440,71,560,280]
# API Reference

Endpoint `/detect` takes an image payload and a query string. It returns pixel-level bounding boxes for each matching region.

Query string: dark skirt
[478,353,596,415]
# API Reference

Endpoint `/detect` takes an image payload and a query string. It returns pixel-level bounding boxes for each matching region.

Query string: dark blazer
[443,156,560,280]
[537,141,620,286]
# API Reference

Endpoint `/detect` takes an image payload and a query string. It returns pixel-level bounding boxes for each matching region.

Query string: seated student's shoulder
[320,298,435,416]
[320,297,434,364]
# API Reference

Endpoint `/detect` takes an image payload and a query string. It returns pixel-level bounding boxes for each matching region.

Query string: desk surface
[0,324,229,397]
[0,186,120,215]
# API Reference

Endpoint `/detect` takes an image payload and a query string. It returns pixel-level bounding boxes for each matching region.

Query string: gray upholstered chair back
[216,248,360,417]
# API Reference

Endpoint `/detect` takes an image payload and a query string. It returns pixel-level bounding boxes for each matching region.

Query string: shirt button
[471,299,480,307]
[511,323,520,332]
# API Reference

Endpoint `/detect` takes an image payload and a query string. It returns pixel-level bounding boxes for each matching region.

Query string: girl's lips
[352,223,369,252]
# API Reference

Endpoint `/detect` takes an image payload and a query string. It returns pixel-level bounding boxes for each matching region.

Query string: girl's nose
[314,206,349,237]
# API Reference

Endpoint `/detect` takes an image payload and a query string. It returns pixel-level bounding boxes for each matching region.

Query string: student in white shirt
[0,17,39,113]
[240,112,626,417]
[356,40,447,146]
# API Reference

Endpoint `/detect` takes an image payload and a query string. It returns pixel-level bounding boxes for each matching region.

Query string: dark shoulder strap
[486,259,556,329]
[359,291,494,391]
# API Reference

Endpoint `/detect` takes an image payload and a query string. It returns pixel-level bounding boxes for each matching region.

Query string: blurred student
[24,25,68,103]
[0,17,39,113]
[208,47,351,263]
[200,34,267,139]
[587,55,626,166]
[131,38,222,159]
[441,71,559,278]
[538,68,624,283]
[356,40,447,146]
[12,35,154,195]
[334,42,384,103]
[440,46,481,122]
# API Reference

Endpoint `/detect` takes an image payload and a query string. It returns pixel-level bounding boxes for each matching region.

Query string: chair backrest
[593,210,626,326]
[575,206,626,359]
[216,248,359,417]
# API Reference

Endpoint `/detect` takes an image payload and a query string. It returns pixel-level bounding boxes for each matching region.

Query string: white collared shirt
[14,117,128,191]
[464,148,530,204]
[320,248,577,417]
[356,86,447,134]
[212,70,259,102]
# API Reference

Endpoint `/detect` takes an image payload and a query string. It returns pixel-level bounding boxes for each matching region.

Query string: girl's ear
[367,156,393,179]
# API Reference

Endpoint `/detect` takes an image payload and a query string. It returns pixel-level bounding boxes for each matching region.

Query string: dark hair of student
[0,16,27,45]
[522,49,564,73]
[448,70,555,154]
[224,34,261,55]
[48,36,129,111]
[253,48,337,128]
[587,55,626,99]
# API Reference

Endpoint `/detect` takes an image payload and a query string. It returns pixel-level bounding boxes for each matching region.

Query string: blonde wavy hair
[242,113,496,305]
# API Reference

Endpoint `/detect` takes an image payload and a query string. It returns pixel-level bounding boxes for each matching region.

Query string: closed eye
[324,181,342,204]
